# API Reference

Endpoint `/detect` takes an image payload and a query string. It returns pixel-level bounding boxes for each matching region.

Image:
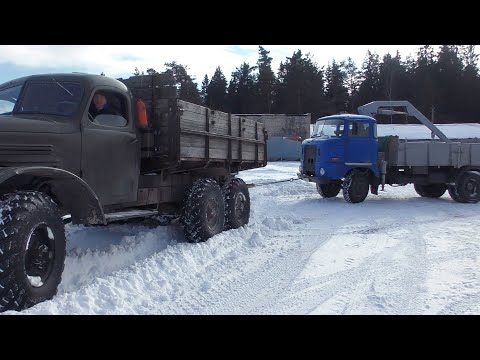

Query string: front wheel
[0,191,66,313]
[316,183,341,198]
[342,170,369,203]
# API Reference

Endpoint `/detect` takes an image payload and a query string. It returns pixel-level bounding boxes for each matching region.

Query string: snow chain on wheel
[0,191,66,313]
[222,177,250,230]
[456,170,480,203]
[342,170,369,203]
[316,182,341,198]
[182,178,225,243]
[448,184,466,203]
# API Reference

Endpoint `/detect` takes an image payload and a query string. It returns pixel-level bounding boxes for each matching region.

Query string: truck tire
[222,178,250,230]
[448,185,466,203]
[0,191,66,313]
[455,170,480,203]
[182,178,225,242]
[413,183,426,197]
[342,170,369,204]
[415,184,446,198]
[316,183,341,198]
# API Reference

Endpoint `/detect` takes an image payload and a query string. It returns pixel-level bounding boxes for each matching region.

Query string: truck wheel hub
[24,224,55,287]
[234,193,247,219]
[206,198,219,229]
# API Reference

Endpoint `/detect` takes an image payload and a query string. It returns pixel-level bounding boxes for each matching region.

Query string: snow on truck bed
[377,123,480,140]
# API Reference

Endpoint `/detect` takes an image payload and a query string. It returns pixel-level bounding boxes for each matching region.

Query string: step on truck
[0,72,267,312]
[298,100,480,204]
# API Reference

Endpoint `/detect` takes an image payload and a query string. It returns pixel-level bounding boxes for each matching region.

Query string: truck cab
[0,73,140,215]
[298,114,380,203]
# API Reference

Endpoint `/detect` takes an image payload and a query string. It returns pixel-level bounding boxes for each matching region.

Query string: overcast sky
[0,45,436,85]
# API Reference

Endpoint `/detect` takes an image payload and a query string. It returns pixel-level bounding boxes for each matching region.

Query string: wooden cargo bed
[119,74,267,174]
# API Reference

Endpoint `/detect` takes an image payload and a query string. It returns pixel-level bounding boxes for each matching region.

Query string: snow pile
[1,161,480,315]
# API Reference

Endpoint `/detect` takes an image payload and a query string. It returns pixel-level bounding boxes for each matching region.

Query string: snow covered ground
[3,161,480,315]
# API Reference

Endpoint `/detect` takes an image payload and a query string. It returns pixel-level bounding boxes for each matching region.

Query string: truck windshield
[0,84,23,115]
[313,119,344,138]
[16,80,84,116]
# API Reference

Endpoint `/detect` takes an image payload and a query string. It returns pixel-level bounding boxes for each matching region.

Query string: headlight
[320,168,325,176]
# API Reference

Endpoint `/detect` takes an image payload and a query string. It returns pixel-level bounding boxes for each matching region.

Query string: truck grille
[304,145,316,175]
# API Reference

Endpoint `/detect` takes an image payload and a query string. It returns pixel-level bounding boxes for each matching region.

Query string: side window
[88,90,128,127]
[348,122,370,137]
[0,84,23,115]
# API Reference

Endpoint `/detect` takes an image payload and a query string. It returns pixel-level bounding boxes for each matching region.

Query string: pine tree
[357,50,382,106]
[344,57,361,112]
[274,50,325,116]
[413,45,437,118]
[433,45,463,121]
[256,46,276,113]
[227,62,257,113]
[325,60,348,114]
[459,45,480,121]
[200,75,209,105]
[164,62,202,104]
[206,67,228,111]
[378,51,409,101]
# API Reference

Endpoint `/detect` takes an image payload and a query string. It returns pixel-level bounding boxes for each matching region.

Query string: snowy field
[3,161,480,315]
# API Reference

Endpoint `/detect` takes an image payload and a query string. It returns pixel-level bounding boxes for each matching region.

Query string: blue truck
[298,101,480,204]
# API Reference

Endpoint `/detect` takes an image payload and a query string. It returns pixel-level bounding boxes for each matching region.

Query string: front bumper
[297,172,332,184]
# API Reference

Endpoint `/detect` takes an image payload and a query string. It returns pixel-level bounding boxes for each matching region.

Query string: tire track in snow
[249,212,477,315]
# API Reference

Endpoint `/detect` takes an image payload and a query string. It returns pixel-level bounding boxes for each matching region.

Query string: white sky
[0,45,426,83]
[3,159,479,315]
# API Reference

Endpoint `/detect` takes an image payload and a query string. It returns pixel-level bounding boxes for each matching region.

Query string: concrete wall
[236,114,311,142]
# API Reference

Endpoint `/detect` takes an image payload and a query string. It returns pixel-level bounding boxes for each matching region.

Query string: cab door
[345,120,375,166]
[81,88,139,206]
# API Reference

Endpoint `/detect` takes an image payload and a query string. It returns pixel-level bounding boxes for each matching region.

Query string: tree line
[134,45,480,124]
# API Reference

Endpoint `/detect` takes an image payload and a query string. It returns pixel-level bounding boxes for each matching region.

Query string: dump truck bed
[119,74,267,174]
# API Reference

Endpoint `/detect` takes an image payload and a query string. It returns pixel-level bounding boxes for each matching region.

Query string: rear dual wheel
[414,183,447,198]
[182,177,251,242]
[451,171,480,203]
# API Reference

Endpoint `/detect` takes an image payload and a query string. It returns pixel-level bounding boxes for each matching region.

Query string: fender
[0,166,106,225]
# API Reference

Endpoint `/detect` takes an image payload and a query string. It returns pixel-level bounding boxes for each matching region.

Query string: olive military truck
[298,101,480,204]
[0,72,267,312]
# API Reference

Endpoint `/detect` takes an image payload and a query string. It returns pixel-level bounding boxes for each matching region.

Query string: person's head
[93,93,107,110]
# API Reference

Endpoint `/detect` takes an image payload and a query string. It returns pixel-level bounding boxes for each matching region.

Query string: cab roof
[0,73,128,92]
[317,114,376,122]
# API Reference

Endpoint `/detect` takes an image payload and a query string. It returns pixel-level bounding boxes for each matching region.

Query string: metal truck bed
[381,136,480,167]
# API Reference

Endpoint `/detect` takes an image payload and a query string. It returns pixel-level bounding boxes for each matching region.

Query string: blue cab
[298,114,380,203]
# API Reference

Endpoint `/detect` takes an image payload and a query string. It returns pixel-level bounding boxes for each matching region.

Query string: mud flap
[370,176,380,195]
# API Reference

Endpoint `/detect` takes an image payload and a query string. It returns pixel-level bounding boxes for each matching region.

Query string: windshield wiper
[52,78,73,97]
